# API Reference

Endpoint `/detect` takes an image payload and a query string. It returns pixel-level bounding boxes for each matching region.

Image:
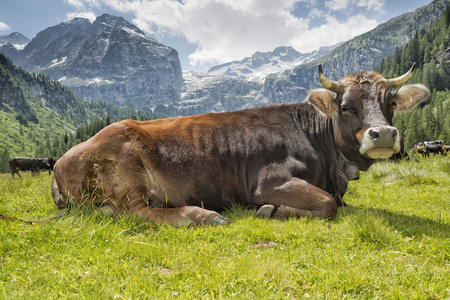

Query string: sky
[0,0,434,72]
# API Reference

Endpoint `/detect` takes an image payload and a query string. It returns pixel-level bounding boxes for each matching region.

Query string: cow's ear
[393,84,430,113]
[307,89,338,118]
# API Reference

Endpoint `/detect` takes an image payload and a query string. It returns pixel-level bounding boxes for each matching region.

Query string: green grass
[1,158,449,299]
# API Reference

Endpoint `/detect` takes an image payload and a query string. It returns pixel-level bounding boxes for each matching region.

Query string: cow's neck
[328,125,361,181]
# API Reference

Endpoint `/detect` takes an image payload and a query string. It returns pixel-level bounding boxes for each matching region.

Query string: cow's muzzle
[359,126,400,159]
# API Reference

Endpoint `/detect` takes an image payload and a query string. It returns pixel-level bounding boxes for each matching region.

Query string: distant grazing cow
[416,142,429,157]
[426,140,444,156]
[51,63,429,226]
[417,140,444,157]
[9,157,56,178]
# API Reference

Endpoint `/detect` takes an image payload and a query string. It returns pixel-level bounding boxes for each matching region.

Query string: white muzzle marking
[359,126,400,159]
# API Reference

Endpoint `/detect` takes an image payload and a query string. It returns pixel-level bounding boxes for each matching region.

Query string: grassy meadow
[0,157,449,299]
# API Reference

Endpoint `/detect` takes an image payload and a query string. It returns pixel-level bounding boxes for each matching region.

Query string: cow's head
[308,63,429,170]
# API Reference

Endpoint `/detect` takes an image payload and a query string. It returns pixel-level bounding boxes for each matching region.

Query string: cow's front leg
[133,206,230,227]
[252,177,337,220]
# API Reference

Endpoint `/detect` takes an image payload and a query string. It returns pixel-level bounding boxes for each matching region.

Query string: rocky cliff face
[0,14,183,110]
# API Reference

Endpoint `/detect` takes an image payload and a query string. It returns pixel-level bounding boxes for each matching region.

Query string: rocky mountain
[0,14,183,110]
[207,44,340,81]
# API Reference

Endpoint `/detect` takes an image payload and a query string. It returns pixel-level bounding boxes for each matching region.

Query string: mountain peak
[63,17,91,26]
[0,32,30,49]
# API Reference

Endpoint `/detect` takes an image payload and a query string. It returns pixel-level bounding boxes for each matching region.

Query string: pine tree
[404,109,423,150]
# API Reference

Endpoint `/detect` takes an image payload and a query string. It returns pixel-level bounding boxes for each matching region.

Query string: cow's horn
[385,63,416,89]
[318,64,341,93]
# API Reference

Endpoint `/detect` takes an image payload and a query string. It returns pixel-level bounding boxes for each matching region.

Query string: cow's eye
[341,106,354,114]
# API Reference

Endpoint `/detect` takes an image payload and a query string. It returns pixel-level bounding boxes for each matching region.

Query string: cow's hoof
[202,214,230,226]
[255,204,276,219]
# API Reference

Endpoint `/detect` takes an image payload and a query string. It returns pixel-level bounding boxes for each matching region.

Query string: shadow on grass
[338,204,450,239]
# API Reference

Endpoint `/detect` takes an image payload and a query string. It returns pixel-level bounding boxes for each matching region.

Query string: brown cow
[51,64,429,226]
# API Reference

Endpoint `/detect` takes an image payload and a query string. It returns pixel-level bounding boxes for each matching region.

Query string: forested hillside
[0,53,165,173]
[376,5,450,150]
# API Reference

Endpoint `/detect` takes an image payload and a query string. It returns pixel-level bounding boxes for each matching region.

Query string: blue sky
[0,0,434,72]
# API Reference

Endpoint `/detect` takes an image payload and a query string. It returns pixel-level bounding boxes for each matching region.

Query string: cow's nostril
[369,129,379,139]
[392,130,398,140]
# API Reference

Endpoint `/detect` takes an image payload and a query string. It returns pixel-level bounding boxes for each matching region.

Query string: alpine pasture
[1,157,449,299]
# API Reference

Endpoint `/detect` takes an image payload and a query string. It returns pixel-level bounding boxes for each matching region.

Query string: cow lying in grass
[51,64,429,226]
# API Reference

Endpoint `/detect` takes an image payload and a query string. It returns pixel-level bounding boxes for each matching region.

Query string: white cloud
[65,0,383,68]
[325,0,349,11]
[290,14,379,53]
[65,0,87,10]
[309,8,323,19]
[0,21,10,31]
[357,0,386,12]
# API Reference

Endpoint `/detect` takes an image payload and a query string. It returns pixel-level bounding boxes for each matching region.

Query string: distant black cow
[425,140,444,156]
[416,140,444,157]
[416,142,429,157]
[9,157,56,178]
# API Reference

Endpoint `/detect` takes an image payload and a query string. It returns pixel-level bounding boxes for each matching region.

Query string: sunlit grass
[0,157,449,299]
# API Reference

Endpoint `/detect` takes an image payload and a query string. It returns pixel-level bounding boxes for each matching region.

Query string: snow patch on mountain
[208,45,341,81]
[47,57,68,69]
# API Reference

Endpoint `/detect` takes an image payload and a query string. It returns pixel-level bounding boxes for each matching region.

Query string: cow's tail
[0,211,66,225]
[52,176,67,210]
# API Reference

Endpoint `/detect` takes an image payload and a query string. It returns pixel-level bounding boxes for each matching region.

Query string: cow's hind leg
[253,177,338,220]
[134,206,230,227]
